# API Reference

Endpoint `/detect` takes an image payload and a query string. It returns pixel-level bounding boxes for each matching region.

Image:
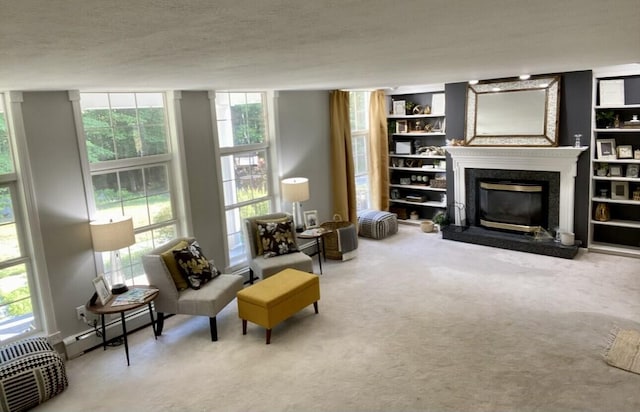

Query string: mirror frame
[465,76,561,146]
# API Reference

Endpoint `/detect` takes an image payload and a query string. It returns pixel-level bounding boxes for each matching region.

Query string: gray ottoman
[0,337,68,412]
[357,210,398,239]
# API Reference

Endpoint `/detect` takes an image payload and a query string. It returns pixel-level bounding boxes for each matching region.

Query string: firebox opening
[478,180,548,233]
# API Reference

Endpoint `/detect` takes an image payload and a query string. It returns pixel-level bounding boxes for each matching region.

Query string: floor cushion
[357,210,398,239]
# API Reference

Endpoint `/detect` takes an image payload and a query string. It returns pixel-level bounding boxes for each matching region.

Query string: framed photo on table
[596,139,617,160]
[303,210,319,229]
[92,275,112,306]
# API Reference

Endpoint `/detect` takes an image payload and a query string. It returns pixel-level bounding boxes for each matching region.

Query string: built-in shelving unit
[386,87,447,225]
[589,69,640,257]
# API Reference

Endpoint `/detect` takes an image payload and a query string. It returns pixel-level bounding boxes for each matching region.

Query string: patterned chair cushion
[0,337,68,412]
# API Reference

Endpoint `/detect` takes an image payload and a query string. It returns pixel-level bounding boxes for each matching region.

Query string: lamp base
[111,284,129,295]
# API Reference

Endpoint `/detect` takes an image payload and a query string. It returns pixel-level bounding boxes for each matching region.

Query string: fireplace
[478,180,545,233]
[444,146,586,258]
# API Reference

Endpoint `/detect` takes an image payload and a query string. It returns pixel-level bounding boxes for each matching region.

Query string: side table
[297,229,332,274]
[86,285,159,366]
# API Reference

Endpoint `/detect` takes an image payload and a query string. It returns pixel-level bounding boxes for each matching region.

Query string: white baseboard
[63,308,152,359]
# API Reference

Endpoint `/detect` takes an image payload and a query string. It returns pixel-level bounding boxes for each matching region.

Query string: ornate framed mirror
[465,76,561,146]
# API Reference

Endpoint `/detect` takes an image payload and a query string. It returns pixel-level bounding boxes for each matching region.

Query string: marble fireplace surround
[446,146,588,234]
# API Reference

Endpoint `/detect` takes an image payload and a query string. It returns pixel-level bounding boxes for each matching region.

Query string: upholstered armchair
[142,237,244,341]
[244,213,313,283]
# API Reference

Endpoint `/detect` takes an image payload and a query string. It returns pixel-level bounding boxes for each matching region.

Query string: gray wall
[16,90,333,340]
[276,91,332,223]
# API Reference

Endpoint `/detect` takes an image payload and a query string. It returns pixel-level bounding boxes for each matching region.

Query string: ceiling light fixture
[468,80,479,85]
[519,74,531,80]
[492,87,501,92]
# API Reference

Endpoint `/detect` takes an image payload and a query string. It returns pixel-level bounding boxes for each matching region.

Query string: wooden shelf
[392,132,446,137]
[389,154,446,159]
[591,197,640,205]
[390,167,446,173]
[593,159,640,164]
[592,176,640,182]
[391,199,446,208]
[594,128,640,133]
[591,218,640,229]
[589,241,640,258]
[387,114,445,119]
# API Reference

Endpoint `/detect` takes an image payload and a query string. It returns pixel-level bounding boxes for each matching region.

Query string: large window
[0,96,38,342]
[80,93,178,284]
[215,92,273,269]
[349,91,371,211]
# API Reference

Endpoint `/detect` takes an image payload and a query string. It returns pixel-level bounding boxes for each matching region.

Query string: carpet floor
[35,225,640,411]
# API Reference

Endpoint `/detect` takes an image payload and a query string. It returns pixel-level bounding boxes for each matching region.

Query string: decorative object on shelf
[609,165,623,177]
[599,79,625,106]
[599,189,608,198]
[392,100,406,116]
[596,138,617,160]
[406,194,426,202]
[281,177,310,232]
[420,220,434,233]
[611,181,629,200]
[432,119,445,133]
[389,206,408,220]
[391,189,400,199]
[560,231,575,246]
[446,138,465,146]
[404,159,422,168]
[399,177,411,185]
[596,163,609,176]
[394,140,412,154]
[624,114,640,128]
[635,149,640,160]
[613,114,621,128]
[594,203,611,221]
[90,215,136,294]
[396,120,408,134]
[410,174,417,182]
[405,101,416,115]
[423,105,431,114]
[574,133,582,148]
[430,175,447,189]
[410,211,419,220]
[626,164,639,178]
[423,123,433,132]
[412,105,423,115]
[596,110,616,128]
[633,188,640,201]
[617,145,633,159]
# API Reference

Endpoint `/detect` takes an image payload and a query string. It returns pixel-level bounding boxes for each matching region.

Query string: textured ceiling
[0,0,639,91]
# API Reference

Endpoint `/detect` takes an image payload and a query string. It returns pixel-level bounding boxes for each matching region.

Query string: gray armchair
[244,213,313,283]
[142,237,244,341]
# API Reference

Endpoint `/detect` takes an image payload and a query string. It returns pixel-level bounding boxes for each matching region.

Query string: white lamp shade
[90,216,135,252]
[281,177,309,202]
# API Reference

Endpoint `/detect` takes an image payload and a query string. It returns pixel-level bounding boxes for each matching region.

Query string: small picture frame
[611,181,629,200]
[303,210,319,229]
[617,145,633,159]
[635,149,640,160]
[394,140,413,155]
[596,139,617,160]
[626,164,639,178]
[609,165,623,177]
[392,100,406,116]
[92,275,112,306]
[599,79,625,106]
[396,120,408,134]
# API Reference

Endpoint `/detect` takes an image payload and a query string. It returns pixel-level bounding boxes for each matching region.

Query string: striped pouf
[357,210,398,239]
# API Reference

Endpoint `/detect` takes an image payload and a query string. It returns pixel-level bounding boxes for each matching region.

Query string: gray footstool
[357,210,398,239]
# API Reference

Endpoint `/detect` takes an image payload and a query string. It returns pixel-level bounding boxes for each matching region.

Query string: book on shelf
[111,287,159,306]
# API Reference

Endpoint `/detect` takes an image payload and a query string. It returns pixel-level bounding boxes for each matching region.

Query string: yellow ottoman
[237,268,320,344]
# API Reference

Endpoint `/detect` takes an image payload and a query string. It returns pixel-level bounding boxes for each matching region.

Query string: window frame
[349,91,372,211]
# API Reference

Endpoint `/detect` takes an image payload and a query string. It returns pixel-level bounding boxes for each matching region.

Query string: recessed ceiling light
[539,83,549,88]
[519,74,531,80]
[492,87,501,92]
[468,80,479,85]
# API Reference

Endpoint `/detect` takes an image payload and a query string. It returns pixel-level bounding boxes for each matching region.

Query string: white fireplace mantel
[446,146,588,232]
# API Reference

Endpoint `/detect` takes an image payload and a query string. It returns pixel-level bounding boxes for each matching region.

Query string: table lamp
[281,177,309,232]
[90,216,135,294]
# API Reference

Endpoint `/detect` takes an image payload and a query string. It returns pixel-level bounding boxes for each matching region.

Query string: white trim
[4,92,60,339]
[446,146,587,233]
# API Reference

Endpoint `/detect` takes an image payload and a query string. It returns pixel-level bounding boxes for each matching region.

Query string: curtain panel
[368,90,390,211]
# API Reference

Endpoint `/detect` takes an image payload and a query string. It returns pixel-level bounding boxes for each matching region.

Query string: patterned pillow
[173,241,219,290]
[257,220,298,258]
[254,216,290,255]
[161,240,190,290]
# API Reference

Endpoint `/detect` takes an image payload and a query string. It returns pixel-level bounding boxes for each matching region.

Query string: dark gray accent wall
[444,71,593,244]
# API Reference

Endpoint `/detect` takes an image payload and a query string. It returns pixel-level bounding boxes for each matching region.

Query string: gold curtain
[329,90,357,225]
[368,90,390,211]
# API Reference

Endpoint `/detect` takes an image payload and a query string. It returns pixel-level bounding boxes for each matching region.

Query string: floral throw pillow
[173,241,219,290]
[257,220,298,258]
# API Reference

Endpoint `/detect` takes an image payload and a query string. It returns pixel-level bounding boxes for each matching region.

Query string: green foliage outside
[0,287,32,317]
[231,103,265,146]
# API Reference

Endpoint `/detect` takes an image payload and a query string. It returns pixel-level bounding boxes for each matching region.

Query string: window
[80,93,178,285]
[215,92,273,269]
[0,95,39,342]
[349,91,371,211]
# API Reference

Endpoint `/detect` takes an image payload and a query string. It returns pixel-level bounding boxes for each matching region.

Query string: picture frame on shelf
[626,164,639,178]
[611,181,629,200]
[392,100,406,116]
[609,165,623,177]
[596,139,617,160]
[303,210,319,229]
[617,145,633,159]
[635,149,640,160]
[395,140,413,155]
[431,93,445,114]
[92,274,112,306]
[396,120,408,134]
[598,79,625,106]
